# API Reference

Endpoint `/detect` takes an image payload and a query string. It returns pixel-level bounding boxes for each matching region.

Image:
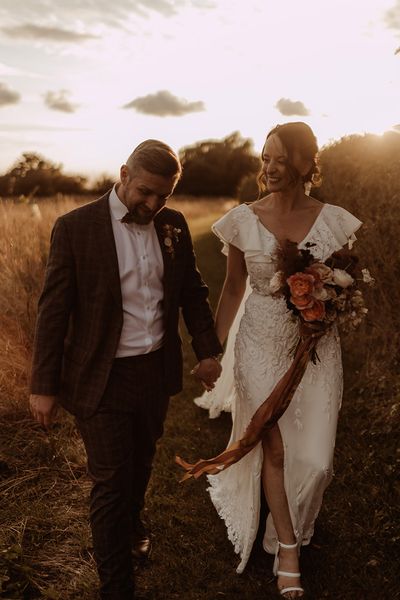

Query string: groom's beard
[126,203,160,224]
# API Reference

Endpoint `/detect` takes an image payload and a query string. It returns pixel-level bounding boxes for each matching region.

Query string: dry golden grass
[318,141,400,394]
[0,172,398,598]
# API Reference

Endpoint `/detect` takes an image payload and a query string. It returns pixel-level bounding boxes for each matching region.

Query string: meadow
[0,154,399,598]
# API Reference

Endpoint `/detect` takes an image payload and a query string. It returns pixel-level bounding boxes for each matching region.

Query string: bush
[176,132,260,197]
[0,153,87,198]
[237,174,259,204]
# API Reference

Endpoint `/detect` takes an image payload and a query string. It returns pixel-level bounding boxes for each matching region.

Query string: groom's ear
[120,164,130,185]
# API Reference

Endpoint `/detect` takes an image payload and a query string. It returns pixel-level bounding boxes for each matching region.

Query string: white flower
[351,293,365,307]
[269,271,284,293]
[310,262,334,283]
[333,268,354,288]
[313,286,336,301]
[361,268,375,285]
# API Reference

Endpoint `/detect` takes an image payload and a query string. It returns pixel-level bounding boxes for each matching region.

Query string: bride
[190,122,362,598]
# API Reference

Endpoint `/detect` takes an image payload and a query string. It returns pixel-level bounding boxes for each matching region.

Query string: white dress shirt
[109,186,165,357]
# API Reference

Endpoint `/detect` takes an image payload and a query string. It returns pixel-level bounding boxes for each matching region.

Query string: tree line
[1,129,399,200]
[0,132,260,200]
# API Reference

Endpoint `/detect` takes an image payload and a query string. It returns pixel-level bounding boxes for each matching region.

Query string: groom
[29,139,222,600]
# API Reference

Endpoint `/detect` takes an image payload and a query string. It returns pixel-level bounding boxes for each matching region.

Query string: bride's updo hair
[257,121,322,195]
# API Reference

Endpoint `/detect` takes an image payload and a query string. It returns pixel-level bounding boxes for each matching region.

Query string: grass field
[0,193,398,599]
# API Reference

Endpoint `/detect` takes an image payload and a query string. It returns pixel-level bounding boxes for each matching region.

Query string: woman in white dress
[190,122,362,598]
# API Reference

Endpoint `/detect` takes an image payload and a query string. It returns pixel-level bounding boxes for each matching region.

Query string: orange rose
[290,294,314,309]
[287,273,315,297]
[301,299,326,322]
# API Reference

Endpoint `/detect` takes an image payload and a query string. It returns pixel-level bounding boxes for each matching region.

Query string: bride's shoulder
[212,203,256,252]
[214,202,253,227]
[229,202,252,216]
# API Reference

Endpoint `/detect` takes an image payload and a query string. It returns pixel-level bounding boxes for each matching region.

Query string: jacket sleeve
[30,217,76,395]
[178,215,223,361]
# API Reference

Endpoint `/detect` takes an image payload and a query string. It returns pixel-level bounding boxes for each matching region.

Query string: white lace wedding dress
[196,202,362,573]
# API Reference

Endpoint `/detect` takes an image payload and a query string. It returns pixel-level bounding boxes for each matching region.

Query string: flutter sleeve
[211,204,248,255]
[328,205,363,250]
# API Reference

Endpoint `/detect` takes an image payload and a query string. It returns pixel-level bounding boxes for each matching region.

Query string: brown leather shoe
[132,518,152,560]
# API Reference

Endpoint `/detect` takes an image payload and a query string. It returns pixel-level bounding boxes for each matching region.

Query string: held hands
[191,357,222,391]
[29,394,58,428]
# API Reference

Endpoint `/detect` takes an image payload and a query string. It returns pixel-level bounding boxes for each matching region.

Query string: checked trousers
[76,348,169,600]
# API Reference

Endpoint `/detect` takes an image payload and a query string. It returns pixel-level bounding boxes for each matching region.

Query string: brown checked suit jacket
[30,191,222,418]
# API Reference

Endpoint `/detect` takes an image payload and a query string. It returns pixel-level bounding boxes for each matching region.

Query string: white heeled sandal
[273,540,304,597]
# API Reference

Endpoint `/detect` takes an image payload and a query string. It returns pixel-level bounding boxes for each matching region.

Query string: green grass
[0,214,398,600]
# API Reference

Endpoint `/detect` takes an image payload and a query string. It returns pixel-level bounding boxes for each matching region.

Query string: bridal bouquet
[270,241,373,338]
[176,241,373,482]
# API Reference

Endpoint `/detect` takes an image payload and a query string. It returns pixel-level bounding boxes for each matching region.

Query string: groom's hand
[192,358,222,391]
[29,394,59,428]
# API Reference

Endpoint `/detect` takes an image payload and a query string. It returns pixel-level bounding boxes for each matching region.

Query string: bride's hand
[191,358,222,391]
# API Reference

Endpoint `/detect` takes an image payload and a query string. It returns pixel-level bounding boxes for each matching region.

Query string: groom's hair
[126,139,182,181]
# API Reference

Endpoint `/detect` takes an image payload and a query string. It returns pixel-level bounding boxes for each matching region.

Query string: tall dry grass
[319,134,400,403]
[0,144,399,598]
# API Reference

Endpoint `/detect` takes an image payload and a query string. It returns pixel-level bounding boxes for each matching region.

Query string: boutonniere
[161,224,182,258]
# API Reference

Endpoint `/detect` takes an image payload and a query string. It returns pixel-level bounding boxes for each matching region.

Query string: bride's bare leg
[262,424,303,598]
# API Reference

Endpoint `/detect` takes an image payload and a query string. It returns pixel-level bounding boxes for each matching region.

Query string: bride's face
[262,133,311,192]
[262,134,293,192]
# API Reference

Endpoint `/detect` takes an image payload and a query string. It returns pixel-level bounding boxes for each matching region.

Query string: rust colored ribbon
[176,321,328,482]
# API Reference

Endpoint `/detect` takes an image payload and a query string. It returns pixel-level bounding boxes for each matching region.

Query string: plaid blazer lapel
[154,212,175,318]
[93,194,122,307]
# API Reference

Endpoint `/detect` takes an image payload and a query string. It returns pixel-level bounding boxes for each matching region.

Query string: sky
[0,0,399,179]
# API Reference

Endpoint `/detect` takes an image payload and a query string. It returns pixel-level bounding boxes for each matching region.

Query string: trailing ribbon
[175,321,328,482]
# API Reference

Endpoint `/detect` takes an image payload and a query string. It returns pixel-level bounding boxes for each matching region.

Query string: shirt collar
[109,184,128,222]
[108,184,154,231]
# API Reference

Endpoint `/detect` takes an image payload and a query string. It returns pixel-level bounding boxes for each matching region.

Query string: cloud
[0,1,215,29]
[0,61,43,78]
[0,62,24,76]
[1,24,98,42]
[275,98,310,117]
[44,90,79,113]
[0,82,20,106]
[385,2,400,32]
[133,0,179,17]
[191,0,216,7]
[123,90,205,116]
[0,124,88,132]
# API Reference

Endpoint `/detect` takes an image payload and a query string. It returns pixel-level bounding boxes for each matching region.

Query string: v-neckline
[246,202,327,246]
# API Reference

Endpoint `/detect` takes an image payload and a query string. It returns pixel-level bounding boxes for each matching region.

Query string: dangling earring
[304,181,312,196]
